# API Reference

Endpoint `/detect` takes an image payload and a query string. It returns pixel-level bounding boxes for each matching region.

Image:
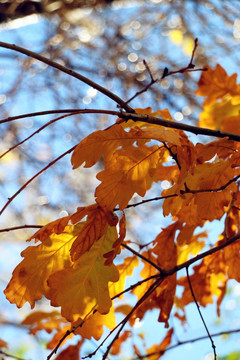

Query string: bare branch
[0,145,76,216]
[186,266,217,360]
[122,243,164,273]
[0,112,77,160]
[134,328,240,359]
[0,42,134,113]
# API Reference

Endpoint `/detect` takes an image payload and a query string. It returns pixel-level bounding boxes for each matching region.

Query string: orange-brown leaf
[163,160,239,225]
[152,222,178,269]
[71,124,136,169]
[178,251,227,313]
[0,339,8,348]
[146,328,173,360]
[111,330,131,355]
[196,64,240,105]
[70,205,111,261]
[55,342,83,360]
[28,216,70,243]
[96,145,161,210]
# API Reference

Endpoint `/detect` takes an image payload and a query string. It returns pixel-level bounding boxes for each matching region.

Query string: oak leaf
[224,241,240,282]
[74,306,116,340]
[0,339,8,348]
[152,222,178,269]
[104,213,126,265]
[28,216,70,243]
[71,124,136,169]
[70,205,116,261]
[111,330,131,355]
[110,255,139,299]
[22,310,65,335]
[178,251,227,314]
[196,64,240,105]
[95,144,161,210]
[4,225,80,308]
[146,328,173,360]
[55,341,83,360]
[163,160,239,225]
[47,225,119,321]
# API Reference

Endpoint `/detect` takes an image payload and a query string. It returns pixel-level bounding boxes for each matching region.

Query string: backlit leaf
[196,64,240,105]
[47,226,119,321]
[95,145,161,210]
[4,225,81,308]
[74,306,116,340]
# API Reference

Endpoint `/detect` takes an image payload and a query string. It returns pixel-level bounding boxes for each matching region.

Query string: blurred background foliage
[1,0,240,358]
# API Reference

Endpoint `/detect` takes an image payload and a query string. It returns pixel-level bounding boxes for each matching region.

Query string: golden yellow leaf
[176,225,207,264]
[198,98,240,130]
[104,213,126,265]
[110,256,139,299]
[96,145,161,210]
[47,226,119,321]
[4,225,80,308]
[74,306,116,340]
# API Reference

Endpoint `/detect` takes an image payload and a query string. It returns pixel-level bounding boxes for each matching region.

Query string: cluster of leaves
[2,63,240,360]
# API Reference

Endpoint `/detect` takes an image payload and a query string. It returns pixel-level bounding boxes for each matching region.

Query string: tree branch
[0,42,134,113]
[0,145,76,216]
[186,266,216,360]
[134,327,240,359]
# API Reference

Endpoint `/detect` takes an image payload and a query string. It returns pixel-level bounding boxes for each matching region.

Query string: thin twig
[143,59,154,82]
[0,145,76,216]
[124,175,240,209]
[134,327,240,359]
[0,350,30,360]
[0,112,77,159]
[163,142,181,169]
[83,277,163,360]
[186,266,217,360]
[0,41,134,113]
[122,243,164,273]
[0,225,42,233]
[111,274,160,300]
[125,37,206,104]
